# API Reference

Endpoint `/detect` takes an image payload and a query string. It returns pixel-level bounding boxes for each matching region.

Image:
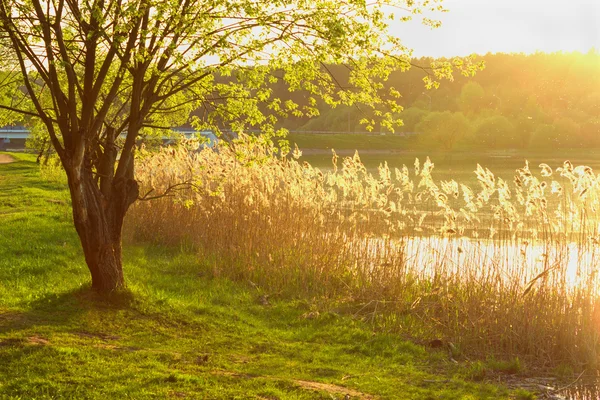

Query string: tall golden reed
[127,135,600,368]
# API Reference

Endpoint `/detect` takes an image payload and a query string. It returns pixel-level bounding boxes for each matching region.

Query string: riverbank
[0,152,536,399]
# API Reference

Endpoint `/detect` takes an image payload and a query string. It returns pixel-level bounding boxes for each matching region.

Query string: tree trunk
[66,160,139,292]
[36,138,47,164]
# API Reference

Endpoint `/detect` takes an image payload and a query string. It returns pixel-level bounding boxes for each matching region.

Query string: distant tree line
[277,51,600,150]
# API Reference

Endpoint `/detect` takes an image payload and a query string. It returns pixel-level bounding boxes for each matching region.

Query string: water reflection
[394,236,600,293]
[360,235,600,399]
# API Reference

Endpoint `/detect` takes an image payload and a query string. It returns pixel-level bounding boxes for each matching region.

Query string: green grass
[0,152,527,399]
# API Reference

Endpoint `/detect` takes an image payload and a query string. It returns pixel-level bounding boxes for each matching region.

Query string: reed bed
[127,135,600,368]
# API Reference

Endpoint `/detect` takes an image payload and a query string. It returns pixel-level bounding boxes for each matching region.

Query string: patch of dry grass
[127,135,600,368]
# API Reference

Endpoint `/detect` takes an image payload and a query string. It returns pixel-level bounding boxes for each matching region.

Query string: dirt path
[215,370,376,399]
[293,379,375,399]
[0,154,15,164]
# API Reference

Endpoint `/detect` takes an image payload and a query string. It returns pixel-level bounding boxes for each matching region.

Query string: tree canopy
[0,0,478,291]
[289,52,600,150]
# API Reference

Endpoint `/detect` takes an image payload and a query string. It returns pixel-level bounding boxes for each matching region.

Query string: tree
[457,81,485,116]
[397,106,428,133]
[513,116,536,149]
[553,117,582,148]
[415,111,471,150]
[529,124,559,149]
[25,122,56,164]
[0,0,480,292]
[474,115,517,149]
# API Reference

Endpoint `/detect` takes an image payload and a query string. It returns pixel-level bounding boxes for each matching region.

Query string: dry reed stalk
[126,136,600,368]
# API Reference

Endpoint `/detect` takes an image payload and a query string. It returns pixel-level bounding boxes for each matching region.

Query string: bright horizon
[394,0,600,57]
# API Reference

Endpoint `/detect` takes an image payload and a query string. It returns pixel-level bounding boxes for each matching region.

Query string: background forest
[278,52,600,150]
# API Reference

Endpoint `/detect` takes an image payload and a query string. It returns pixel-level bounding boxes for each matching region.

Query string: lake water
[358,235,600,399]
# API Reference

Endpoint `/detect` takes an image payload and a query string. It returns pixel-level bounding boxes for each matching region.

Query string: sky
[394,0,600,57]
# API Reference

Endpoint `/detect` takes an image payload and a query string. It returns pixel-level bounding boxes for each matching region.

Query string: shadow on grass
[0,286,136,335]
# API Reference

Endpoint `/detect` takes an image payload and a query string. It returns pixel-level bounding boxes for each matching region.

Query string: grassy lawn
[0,153,531,399]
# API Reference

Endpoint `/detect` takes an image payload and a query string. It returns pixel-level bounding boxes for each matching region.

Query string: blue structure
[0,126,29,150]
[0,125,219,150]
[0,125,29,139]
